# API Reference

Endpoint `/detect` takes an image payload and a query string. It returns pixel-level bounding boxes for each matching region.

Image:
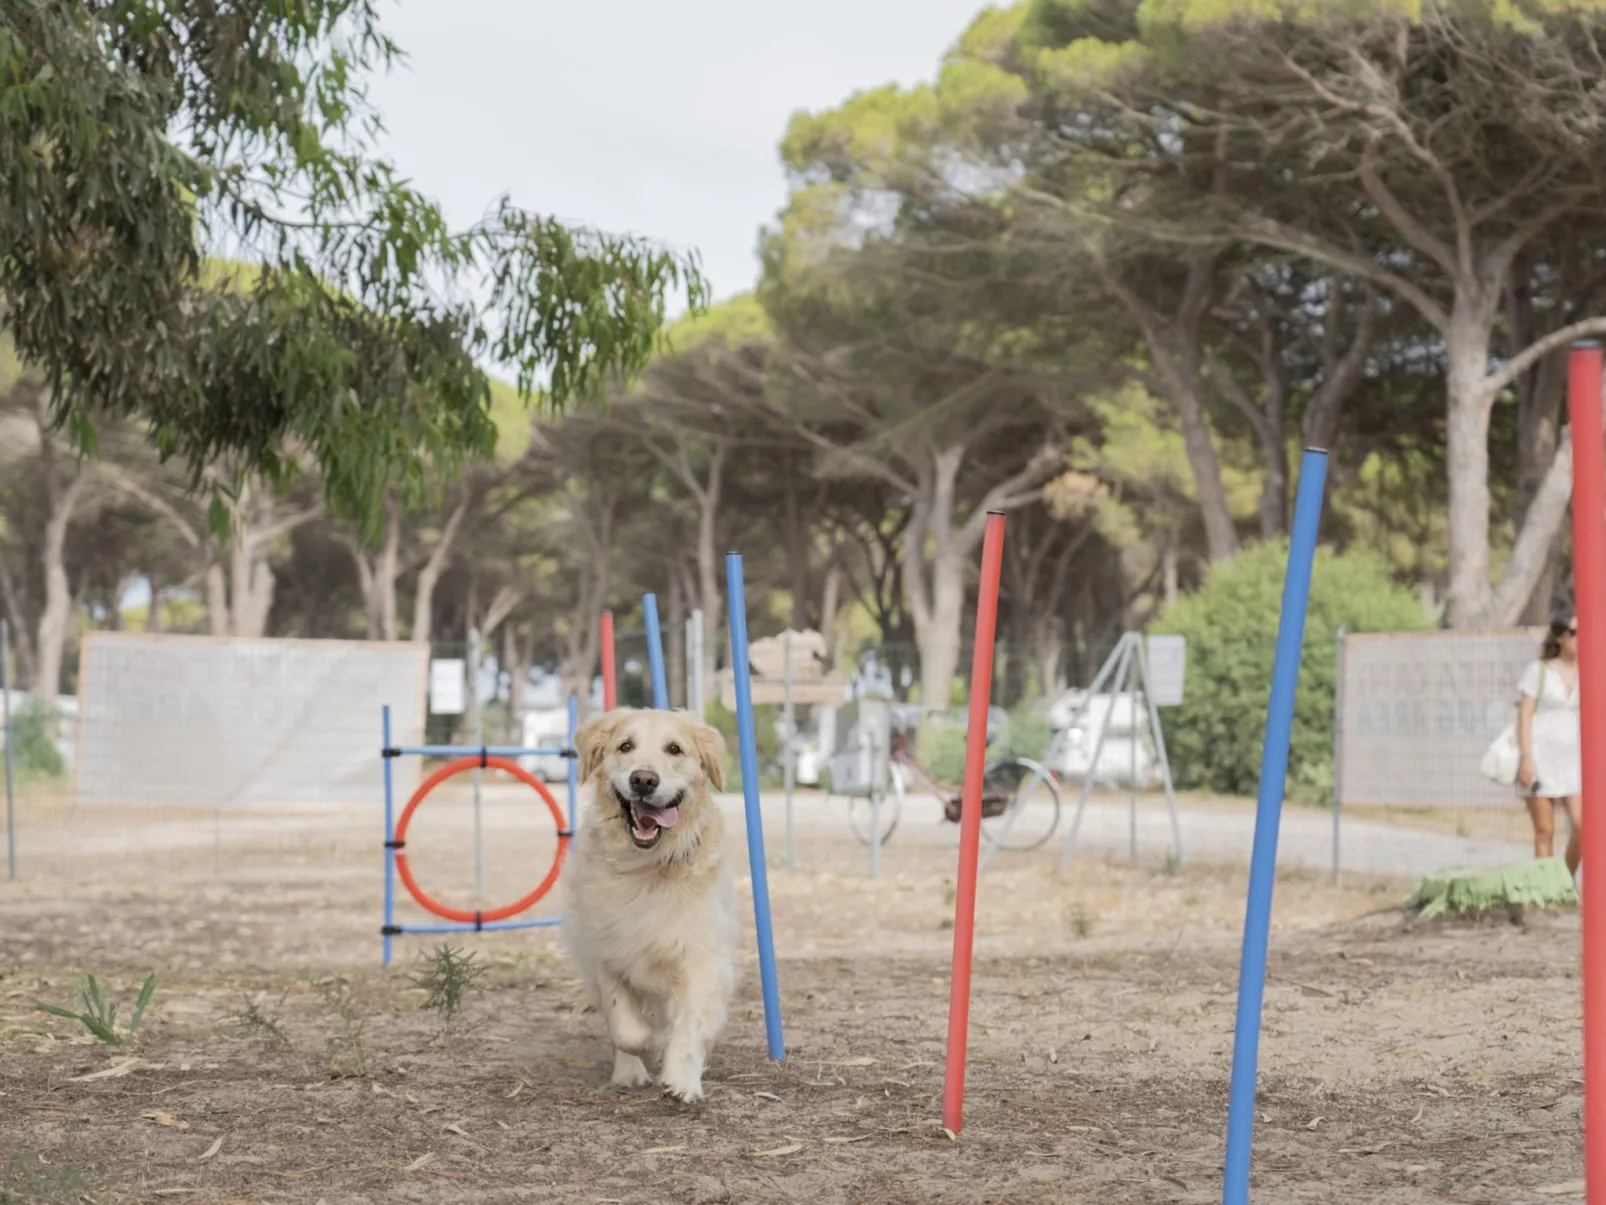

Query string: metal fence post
[1332,624,1346,883]
[3,618,14,881]
[783,631,795,871]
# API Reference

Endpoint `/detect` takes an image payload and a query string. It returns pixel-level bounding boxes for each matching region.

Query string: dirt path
[0,808,1586,1205]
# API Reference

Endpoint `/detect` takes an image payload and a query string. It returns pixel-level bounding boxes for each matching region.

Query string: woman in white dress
[1517,615,1582,874]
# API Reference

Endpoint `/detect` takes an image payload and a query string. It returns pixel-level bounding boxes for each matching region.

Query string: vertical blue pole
[382,705,396,968]
[643,592,669,710]
[1222,448,1329,1205]
[566,693,580,835]
[726,552,786,1061]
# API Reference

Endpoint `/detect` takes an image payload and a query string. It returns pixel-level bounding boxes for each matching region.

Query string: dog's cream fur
[564,707,736,1102]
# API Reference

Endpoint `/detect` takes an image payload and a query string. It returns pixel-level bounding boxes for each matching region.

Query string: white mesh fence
[1338,628,1543,808]
[76,634,428,807]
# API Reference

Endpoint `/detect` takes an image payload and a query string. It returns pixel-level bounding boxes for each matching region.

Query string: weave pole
[726,552,786,1061]
[643,593,669,710]
[941,510,1006,1134]
[1568,342,1606,1205]
[1222,448,1329,1204]
[599,611,617,711]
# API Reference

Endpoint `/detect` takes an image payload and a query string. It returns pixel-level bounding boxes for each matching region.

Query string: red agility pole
[942,510,1007,1134]
[1569,342,1606,1205]
[600,610,617,711]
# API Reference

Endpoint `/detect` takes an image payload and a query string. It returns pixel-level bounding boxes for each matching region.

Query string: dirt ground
[0,784,1588,1204]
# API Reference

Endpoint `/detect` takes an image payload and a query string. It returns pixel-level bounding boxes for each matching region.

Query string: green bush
[1150,542,1429,798]
[8,701,65,783]
[704,696,779,791]
[916,701,1054,786]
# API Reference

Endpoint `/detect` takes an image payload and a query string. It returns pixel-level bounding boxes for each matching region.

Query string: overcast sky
[364,0,989,308]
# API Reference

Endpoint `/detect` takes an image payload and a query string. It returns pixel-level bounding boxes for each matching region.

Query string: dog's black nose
[629,770,660,797]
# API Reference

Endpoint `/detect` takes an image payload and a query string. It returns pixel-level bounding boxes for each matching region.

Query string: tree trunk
[1033,613,1067,700]
[914,551,967,713]
[0,554,38,688]
[694,442,726,695]
[412,487,472,645]
[205,559,229,636]
[782,459,810,628]
[1162,543,1180,609]
[147,574,165,634]
[350,541,380,639]
[505,622,531,743]
[33,443,83,703]
[667,571,686,709]
[1444,315,1497,629]
[903,444,1061,712]
[377,495,400,641]
[819,557,842,665]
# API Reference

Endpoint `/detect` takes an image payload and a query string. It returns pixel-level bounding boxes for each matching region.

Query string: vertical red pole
[942,511,1007,1134]
[600,610,617,712]
[1570,342,1606,1205]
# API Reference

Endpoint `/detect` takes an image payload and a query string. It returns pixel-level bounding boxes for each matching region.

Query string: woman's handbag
[1480,723,1520,786]
[1480,662,1545,787]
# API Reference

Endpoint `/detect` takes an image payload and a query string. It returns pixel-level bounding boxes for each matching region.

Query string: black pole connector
[385,839,405,851]
[381,747,401,759]
[479,747,489,768]
[557,829,574,840]
[474,911,485,932]
[381,924,402,936]
[561,747,579,759]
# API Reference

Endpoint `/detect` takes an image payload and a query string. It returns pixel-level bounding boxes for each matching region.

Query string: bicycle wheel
[848,772,903,847]
[980,757,1061,852]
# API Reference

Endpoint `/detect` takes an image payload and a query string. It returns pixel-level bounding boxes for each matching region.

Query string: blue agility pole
[382,705,397,967]
[726,552,786,1061]
[643,592,669,710]
[1222,447,1329,1205]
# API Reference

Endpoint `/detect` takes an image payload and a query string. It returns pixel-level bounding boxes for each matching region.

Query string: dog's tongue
[632,805,680,841]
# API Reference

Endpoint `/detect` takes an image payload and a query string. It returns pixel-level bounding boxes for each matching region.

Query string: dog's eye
[618,740,634,754]
[666,742,683,757]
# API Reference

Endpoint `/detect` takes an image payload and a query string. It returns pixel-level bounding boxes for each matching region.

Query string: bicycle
[846,709,1062,853]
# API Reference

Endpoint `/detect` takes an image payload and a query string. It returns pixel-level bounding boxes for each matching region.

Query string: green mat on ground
[1407,857,1578,918]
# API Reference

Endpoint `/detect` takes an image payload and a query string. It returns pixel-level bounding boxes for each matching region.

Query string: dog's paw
[611,1051,653,1088]
[659,1075,705,1104]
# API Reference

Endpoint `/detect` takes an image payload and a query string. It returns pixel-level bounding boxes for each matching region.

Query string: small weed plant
[35,973,157,1046]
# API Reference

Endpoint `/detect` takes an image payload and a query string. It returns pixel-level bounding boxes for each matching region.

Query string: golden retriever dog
[565,707,736,1102]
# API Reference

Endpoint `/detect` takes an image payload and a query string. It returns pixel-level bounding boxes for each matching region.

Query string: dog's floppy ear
[574,711,623,784]
[690,719,728,792]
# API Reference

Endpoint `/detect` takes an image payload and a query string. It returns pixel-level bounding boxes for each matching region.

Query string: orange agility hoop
[391,755,571,926]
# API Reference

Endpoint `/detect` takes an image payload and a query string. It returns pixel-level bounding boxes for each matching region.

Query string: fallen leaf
[755,1092,782,1103]
[65,1058,159,1083]
[153,1191,199,1197]
[824,1057,877,1067]
[445,1124,469,1138]
[1409,1104,1425,1124]
[643,1145,687,1155]
[404,1152,436,1173]
[1536,1182,1586,1198]
[942,1128,959,1142]
[1161,1176,1188,1191]
[824,1136,872,1145]
[506,1081,526,1100]
[142,1111,190,1132]
[1306,1117,1323,1131]
[1339,1142,1395,1155]
[496,1121,510,1131]
[197,1137,223,1162]
[751,1142,804,1158]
